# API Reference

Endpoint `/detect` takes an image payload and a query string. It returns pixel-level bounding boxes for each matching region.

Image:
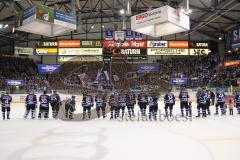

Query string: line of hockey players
[1,87,240,120]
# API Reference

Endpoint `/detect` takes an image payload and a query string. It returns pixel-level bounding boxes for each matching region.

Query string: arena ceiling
[0,0,239,48]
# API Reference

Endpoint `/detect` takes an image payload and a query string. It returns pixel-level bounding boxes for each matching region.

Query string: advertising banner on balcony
[147,48,188,55]
[147,41,168,48]
[38,64,61,73]
[58,48,102,55]
[5,80,24,86]
[80,40,102,48]
[170,77,188,85]
[15,47,34,55]
[102,40,147,48]
[58,40,81,48]
[168,41,189,48]
[189,49,210,56]
[189,41,209,49]
[137,64,160,73]
[36,41,58,48]
[36,48,58,55]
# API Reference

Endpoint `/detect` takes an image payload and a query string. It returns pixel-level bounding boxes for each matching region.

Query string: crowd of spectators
[0,54,239,93]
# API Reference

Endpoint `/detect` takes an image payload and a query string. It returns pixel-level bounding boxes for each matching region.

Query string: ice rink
[0,100,240,160]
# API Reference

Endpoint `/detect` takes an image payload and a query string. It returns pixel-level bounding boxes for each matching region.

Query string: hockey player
[138,91,148,118]
[0,92,12,120]
[210,90,215,106]
[109,92,118,119]
[196,88,207,118]
[148,92,158,121]
[188,101,192,117]
[24,90,37,119]
[95,91,107,118]
[38,91,51,119]
[117,90,127,119]
[205,88,211,115]
[164,89,175,117]
[50,90,61,119]
[65,95,76,120]
[215,89,226,115]
[126,91,136,118]
[179,88,189,117]
[82,92,94,120]
[235,91,240,114]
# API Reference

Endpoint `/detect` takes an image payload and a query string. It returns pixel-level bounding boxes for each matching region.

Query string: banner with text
[5,80,24,86]
[38,64,61,73]
[35,48,58,55]
[59,48,102,55]
[147,48,188,55]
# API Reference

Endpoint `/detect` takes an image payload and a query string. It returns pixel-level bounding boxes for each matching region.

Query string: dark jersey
[164,93,175,105]
[82,95,93,107]
[109,94,117,106]
[216,91,225,103]
[179,91,189,102]
[39,94,51,107]
[25,94,37,105]
[126,93,136,106]
[0,95,12,107]
[235,94,240,104]
[95,94,106,107]
[117,93,127,107]
[138,93,148,105]
[50,93,61,104]
[198,92,207,104]
[66,98,76,108]
[205,91,211,102]
[148,96,158,106]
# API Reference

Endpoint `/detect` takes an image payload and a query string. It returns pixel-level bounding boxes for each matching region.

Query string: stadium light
[119,9,125,15]
[218,37,222,40]
[102,25,105,28]
[91,25,94,29]
[228,50,232,53]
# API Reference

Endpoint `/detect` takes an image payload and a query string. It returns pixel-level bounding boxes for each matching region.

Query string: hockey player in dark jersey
[38,91,51,119]
[164,89,175,117]
[0,91,12,120]
[215,89,226,115]
[50,90,61,119]
[196,88,207,118]
[65,95,76,120]
[126,91,136,119]
[188,101,192,117]
[138,91,148,118]
[109,92,118,119]
[148,92,158,121]
[24,90,37,119]
[95,91,107,118]
[82,92,94,120]
[205,88,211,115]
[117,90,127,119]
[234,91,240,114]
[179,88,189,117]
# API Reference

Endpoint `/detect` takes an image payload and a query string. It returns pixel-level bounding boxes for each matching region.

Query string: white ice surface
[0,100,240,160]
